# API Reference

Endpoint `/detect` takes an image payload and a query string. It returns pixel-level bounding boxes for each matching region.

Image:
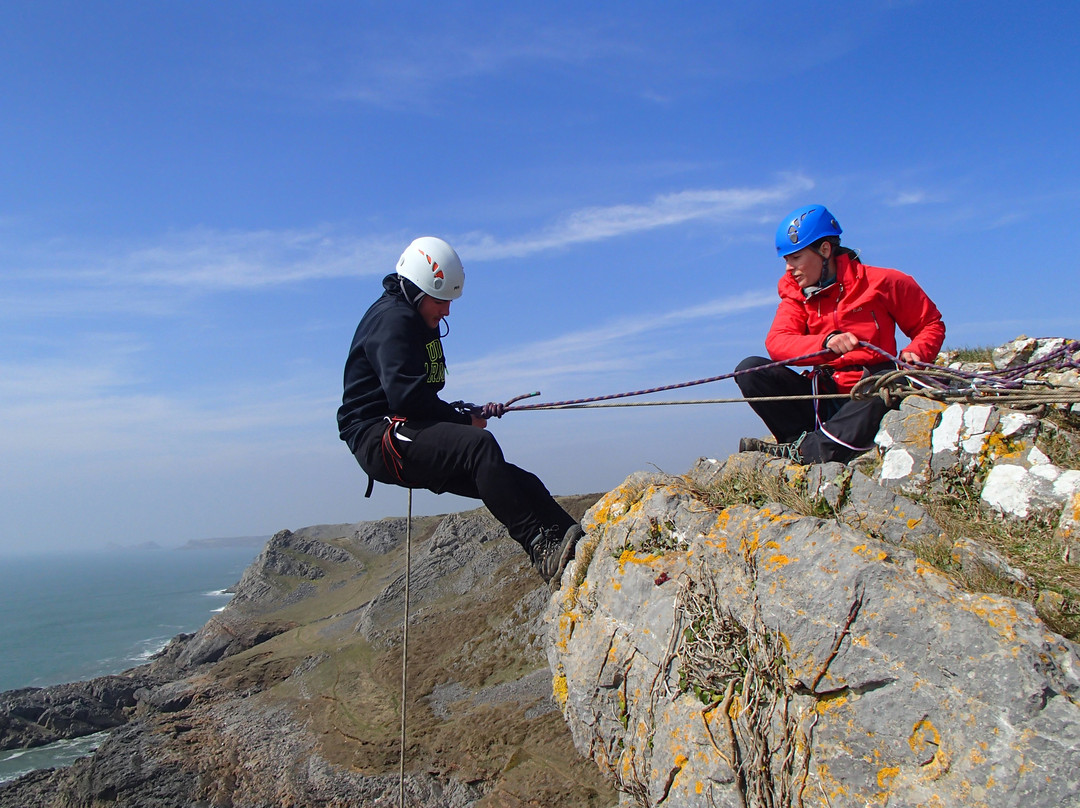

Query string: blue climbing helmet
[775,204,842,256]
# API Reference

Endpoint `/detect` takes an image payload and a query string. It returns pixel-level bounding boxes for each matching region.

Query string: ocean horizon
[0,544,262,784]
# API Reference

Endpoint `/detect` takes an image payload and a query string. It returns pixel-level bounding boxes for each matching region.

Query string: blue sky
[2,1,1078,554]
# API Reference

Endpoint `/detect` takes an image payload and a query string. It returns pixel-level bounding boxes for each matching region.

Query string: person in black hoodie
[337,236,582,586]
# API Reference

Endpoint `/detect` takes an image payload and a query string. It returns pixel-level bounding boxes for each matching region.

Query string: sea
[0,544,262,785]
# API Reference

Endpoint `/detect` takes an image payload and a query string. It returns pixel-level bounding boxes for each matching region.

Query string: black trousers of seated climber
[735,356,893,464]
[353,419,576,555]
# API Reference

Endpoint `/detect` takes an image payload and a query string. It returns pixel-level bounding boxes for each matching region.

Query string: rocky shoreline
[0,502,614,807]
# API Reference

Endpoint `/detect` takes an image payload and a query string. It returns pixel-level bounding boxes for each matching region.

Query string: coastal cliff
[546,337,1080,807]
[1,498,614,807]
[2,336,1079,807]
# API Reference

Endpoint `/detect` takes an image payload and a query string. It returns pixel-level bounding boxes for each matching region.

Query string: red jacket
[765,252,945,393]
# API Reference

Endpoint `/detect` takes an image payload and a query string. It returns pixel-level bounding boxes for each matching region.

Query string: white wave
[0,731,107,784]
[129,636,172,662]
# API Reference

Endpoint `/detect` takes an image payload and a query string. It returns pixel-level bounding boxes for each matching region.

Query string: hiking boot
[532,524,584,588]
[738,436,804,463]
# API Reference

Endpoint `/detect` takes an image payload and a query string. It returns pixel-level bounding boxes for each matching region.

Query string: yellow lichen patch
[586,489,630,527]
[552,673,568,707]
[555,614,576,651]
[702,538,730,554]
[876,766,900,790]
[900,404,946,442]
[740,530,762,557]
[983,431,1027,462]
[909,719,951,781]
[908,718,941,755]
[1063,491,1080,523]
[816,693,848,714]
[914,560,951,580]
[588,481,661,527]
[969,748,987,765]
[853,543,888,562]
[959,596,1021,642]
[666,753,688,791]
[765,553,794,572]
[815,762,851,800]
[762,508,801,528]
[616,548,663,574]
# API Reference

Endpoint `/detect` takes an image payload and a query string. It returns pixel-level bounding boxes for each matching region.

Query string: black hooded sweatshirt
[337,274,471,454]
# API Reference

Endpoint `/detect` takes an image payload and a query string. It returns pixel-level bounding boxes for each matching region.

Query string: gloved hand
[480,402,506,419]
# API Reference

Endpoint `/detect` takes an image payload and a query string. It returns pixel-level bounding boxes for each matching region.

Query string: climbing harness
[381,416,410,484]
[363,416,411,498]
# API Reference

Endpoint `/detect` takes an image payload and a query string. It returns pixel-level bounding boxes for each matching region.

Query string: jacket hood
[382,273,425,308]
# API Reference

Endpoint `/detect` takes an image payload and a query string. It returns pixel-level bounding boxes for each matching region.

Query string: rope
[518,393,853,410]
[504,349,833,412]
[398,488,412,808]
[495,341,1080,414]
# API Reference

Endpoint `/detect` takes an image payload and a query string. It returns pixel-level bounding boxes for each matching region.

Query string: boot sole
[549,525,584,593]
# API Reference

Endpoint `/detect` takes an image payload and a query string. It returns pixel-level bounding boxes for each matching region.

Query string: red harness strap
[364,415,410,499]
[380,415,409,485]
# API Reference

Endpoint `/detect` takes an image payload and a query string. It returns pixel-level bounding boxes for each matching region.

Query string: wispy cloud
[460,178,812,259]
[3,179,812,310]
[888,191,928,206]
[0,350,333,459]
[452,288,776,394]
[331,20,630,109]
[114,228,403,289]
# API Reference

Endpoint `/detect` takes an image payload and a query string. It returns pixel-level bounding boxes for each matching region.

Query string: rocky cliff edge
[545,336,1080,807]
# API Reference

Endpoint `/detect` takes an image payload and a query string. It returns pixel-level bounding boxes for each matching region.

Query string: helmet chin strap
[802,250,837,299]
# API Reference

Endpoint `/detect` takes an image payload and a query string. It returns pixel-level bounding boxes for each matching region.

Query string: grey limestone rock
[547,468,1080,808]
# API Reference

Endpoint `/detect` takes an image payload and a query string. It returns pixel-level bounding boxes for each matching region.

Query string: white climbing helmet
[395,237,465,301]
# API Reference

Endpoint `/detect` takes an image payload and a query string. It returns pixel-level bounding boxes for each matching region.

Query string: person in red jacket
[735,204,945,464]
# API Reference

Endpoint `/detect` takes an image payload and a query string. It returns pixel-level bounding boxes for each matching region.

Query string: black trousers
[354,419,575,555]
[734,356,891,464]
